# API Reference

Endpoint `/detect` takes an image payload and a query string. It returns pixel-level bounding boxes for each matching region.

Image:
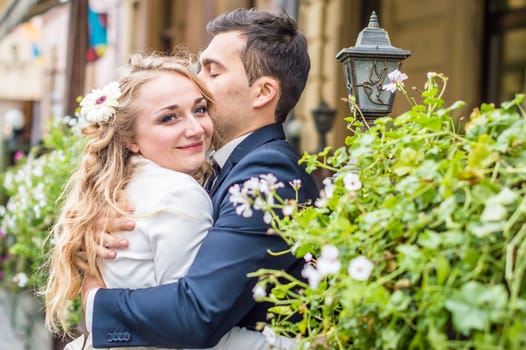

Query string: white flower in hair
[79,81,121,123]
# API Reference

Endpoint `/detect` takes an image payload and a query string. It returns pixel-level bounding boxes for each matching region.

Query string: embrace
[44,7,318,350]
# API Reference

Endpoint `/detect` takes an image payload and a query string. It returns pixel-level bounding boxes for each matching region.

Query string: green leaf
[268,305,293,316]
[501,93,524,110]
[445,299,487,334]
[397,244,423,270]
[435,255,450,285]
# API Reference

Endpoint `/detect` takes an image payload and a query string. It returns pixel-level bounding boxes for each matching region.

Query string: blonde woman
[44,53,294,350]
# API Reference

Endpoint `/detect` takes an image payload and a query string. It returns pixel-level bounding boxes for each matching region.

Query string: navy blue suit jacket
[91,123,319,348]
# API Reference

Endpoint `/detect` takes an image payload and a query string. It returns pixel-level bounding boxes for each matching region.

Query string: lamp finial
[368,11,379,28]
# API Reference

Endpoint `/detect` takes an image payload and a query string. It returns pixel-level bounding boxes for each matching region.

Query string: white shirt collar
[211,133,252,168]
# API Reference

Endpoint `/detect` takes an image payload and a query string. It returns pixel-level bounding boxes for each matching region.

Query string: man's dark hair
[207,8,310,123]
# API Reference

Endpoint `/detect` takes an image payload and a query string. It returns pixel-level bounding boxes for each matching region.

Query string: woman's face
[128,72,213,175]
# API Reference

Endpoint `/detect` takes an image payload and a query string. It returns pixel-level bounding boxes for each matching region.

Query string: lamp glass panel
[353,59,398,113]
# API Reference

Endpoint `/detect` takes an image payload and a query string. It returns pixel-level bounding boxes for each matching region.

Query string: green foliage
[0,117,84,295]
[249,74,526,349]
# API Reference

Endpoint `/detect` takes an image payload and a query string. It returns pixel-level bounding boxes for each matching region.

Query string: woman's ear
[127,142,139,153]
[252,77,279,109]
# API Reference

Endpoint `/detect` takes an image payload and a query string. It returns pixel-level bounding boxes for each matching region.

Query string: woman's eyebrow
[156,104,179,113]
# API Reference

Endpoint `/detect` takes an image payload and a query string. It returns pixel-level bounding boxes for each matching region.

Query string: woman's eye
[194,105,208,114]
[160,114,178,123]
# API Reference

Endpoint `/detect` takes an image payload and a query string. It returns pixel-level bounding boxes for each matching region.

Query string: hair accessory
[79,81,122,124]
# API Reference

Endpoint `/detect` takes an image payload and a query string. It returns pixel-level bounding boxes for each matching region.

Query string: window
[484,0,526,103]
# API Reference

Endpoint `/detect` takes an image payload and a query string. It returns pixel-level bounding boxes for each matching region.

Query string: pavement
[0,288,52,350]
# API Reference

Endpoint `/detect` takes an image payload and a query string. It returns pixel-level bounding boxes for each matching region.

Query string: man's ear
[252,77,279,109]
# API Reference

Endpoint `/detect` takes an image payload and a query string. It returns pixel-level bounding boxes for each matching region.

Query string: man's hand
[94,202,135,259]
[95,217,134,259]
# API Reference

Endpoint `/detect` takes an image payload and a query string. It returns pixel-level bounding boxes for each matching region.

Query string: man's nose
[197,73,210,91]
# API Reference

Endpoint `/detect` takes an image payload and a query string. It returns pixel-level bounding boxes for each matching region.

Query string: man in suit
[83,8,319,348]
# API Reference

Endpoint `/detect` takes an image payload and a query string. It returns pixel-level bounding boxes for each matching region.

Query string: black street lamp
[336,11,410,126]
[312,99,336,152]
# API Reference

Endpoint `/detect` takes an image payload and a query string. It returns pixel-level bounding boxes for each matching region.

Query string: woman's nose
[185,116,204,137]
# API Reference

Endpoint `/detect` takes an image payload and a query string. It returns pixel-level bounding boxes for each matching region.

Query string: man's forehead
[200,36,243,64]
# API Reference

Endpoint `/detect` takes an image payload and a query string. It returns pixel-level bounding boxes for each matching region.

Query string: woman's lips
[178,141,204,150]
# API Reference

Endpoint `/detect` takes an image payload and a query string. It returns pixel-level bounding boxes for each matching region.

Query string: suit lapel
[209,123,286,197]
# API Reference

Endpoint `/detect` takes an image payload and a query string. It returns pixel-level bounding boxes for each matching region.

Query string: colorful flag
[87,6,108,62]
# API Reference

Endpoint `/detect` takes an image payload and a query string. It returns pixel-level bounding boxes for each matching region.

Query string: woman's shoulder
[126,157,209,210]
[131,156,202,186]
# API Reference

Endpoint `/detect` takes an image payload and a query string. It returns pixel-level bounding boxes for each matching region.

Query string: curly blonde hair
[43,52,214,334]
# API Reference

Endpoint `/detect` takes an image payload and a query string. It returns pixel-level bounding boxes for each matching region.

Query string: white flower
[32,165,44,177]
[262,326,277,346]
[315,178,335,207]
[317,245,341,275]
[289,179,302,191]
[301,264,322,289]
[343,173,362,191]
[304,253,313,262]
[315,197,327,208]
[259,173,284,193]
[282,201,296,216]
[382,69,408,93]
[252,284,267,300]
[322,178,335,199]
[243,177,261,194]
[263,212,272,224]
[253,197,266,211]
[321,244,339,260]
[348,255,374,281]
[228,184,253,218]
[382,83,397,93]
[80,81,121,124]
[427,71,438,79]
[13,272,28,287]
[33,205,41,219]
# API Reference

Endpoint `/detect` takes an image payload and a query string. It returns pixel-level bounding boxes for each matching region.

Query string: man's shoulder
[245,138,298,160]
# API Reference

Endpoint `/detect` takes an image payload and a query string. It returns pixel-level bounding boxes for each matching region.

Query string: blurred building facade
[0,0,525,168]
[0,0,525,349]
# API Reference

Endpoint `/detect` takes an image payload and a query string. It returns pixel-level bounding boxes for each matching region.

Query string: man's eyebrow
[200,58,223,68]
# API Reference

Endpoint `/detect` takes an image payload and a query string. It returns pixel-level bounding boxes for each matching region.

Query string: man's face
[198,31,252,145]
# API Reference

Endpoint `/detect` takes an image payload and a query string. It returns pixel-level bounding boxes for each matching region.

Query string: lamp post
[312,99,336,152]
[336,11,410,126]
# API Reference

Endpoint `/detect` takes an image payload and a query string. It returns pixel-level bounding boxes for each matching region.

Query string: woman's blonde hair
[43,51,213,334]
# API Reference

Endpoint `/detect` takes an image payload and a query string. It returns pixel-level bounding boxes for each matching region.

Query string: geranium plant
[232,72,526,349]
[0,116,84,297]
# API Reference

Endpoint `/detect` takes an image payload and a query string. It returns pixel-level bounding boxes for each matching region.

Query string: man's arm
[89,148,318,349]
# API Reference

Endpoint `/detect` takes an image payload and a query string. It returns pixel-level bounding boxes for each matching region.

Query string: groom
[83,8,318,348]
